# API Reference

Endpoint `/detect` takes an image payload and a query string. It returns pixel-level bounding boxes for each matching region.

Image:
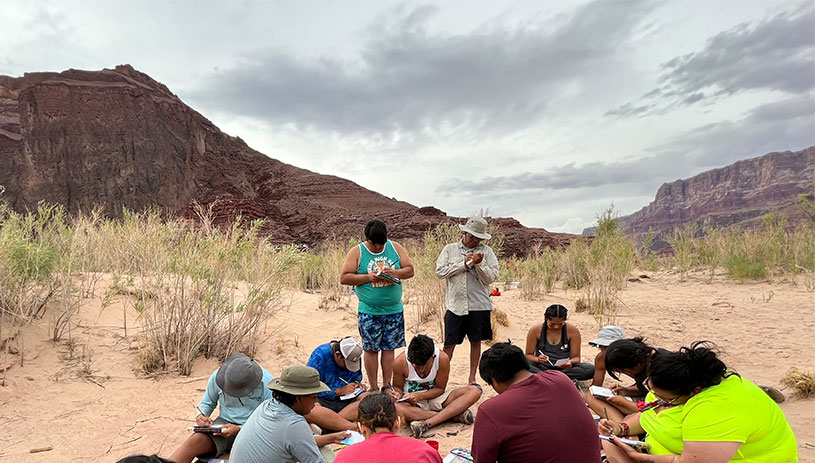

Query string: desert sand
[1,270,813,462]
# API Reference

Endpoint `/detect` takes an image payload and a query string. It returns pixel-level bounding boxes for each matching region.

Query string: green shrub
[726,255,766,280]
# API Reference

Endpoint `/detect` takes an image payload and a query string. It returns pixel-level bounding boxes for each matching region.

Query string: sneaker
[453,409,475,425]
[409,420,430,438]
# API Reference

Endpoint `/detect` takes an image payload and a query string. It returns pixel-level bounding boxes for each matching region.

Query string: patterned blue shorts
[358,312,406,351]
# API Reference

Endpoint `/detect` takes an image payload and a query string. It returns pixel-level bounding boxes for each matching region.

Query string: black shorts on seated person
[444,310,493,345]
[318,396,354,414]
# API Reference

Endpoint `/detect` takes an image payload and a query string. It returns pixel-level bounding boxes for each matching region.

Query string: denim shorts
[357,312,406,351]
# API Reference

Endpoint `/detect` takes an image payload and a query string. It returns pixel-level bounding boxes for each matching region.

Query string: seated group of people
[126,332,481,463]
[118,302,799,463]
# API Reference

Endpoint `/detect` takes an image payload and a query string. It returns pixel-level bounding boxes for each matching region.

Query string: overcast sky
[2,1,813,233]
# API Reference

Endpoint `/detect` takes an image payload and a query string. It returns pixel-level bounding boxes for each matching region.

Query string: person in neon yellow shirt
[599,341,797,463]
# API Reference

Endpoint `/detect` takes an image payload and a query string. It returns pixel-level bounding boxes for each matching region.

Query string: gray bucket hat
[459,216,491,240]
[268,365,330,396]
[588,325,626,347]
[216,353,263,398]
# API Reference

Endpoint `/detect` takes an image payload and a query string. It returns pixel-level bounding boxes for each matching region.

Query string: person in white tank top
[387,335,482,438]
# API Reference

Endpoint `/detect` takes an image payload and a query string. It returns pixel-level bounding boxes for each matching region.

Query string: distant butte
[0,65,576,255]
[584,147,815,245]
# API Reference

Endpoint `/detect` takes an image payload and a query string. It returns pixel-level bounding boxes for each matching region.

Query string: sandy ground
[1,270,813,462]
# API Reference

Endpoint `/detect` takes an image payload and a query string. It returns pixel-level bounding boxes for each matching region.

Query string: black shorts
[318,396,353,413]
[444,310,493,345]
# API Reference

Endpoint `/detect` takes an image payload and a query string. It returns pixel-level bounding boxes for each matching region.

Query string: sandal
[453,408,474,425]
[409,420,430,438]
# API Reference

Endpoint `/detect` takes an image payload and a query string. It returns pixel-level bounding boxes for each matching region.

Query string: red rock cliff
[0,65,574,255]
[607,147,815,239]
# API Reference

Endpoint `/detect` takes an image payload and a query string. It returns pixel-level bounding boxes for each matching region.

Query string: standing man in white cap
[304,336,370,432]
[168,353,274,463]
[230,365,349,463]
[436,216,499,385]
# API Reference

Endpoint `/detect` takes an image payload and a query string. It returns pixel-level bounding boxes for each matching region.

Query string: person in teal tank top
[341,220,414,390]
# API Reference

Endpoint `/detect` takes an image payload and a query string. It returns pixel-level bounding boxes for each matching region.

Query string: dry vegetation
[1,195,814,383]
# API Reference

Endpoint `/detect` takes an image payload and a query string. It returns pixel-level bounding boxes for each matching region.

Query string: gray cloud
[608,2,815,118]
[188,0,657,137]
[442,95,815,197]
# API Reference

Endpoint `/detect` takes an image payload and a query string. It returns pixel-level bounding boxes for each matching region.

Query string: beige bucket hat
[459,216,491,240]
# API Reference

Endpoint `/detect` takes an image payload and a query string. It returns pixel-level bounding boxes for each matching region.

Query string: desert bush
[581,207,636,325]
[781,367,815,398]
[725,254,766,281]
[296,238,356,307]
[0,203,64,322]
[517,245,558,300]
[559,238,590,290]
[636,227,658,272]
[134,217,298,374]
[669,222,698,281]
[404,223,461,338]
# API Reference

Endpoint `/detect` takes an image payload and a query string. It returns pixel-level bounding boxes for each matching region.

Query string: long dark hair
[544,304,568,320]
[649,341,734,395]
[357,393,397,430]
[604,337,654,381]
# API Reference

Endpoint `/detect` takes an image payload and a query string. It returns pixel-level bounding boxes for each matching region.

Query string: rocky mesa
[0,65,574,255]
[593,147,815,241]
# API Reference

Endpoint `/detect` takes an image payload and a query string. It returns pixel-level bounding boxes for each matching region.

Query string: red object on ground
[491,288,501,296]
[426,440,440,452]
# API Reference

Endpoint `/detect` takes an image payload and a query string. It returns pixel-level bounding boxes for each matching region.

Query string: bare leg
[468,341,482,384]
[168,432,216,463]
[425,385,481,428]
[305,404,357,431]
[396,402,438,422]
[337,392,374,421]
[443,344,456,363]
[364,349,379,390]
[586,394,625,422]
[381,349,395,387]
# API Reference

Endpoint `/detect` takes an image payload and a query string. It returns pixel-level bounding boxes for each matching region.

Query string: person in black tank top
[524,304,595,381]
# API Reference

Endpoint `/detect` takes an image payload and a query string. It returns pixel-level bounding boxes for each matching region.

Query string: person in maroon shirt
[472,343,602,463]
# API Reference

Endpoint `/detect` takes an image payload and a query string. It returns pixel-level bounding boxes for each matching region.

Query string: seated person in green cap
[168,353,274,463]
[230,365,349,463]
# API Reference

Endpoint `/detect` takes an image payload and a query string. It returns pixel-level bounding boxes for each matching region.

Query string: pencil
[339,377,350,385]
[603,406,610,421]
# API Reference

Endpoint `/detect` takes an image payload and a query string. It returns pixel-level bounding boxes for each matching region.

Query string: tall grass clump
[517,244,558,300]
[669,222,698,281]
[582,207,636,325]
[405,223,461,338]
[103,210,298,375]
[559,237,590,290]
[296,238,357,308]
[0,203,64,323]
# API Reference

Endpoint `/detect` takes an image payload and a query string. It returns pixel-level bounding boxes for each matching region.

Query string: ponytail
[649,341,732,395]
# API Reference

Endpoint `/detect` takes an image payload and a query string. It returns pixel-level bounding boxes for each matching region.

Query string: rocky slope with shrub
[0,65,574,255]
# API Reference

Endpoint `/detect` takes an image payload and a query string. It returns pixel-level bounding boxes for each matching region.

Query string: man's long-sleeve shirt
[436,241,499,316]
